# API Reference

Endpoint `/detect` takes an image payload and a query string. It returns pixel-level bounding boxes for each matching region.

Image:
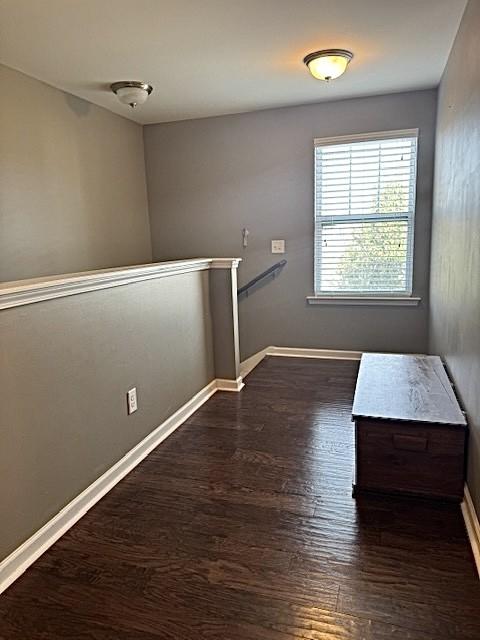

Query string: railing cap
[0,258,242,311]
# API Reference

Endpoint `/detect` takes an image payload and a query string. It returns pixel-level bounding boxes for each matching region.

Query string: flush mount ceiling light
[303,49,353,81]
[110,81,153,108]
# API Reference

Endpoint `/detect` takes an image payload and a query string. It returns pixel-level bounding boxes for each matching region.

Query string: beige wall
[144,90,437,360]
[0,65,152,282]
[0,271,215,560]
[429,0,480,511]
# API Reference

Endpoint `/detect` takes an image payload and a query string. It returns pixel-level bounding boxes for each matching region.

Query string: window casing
[313,130,418,297]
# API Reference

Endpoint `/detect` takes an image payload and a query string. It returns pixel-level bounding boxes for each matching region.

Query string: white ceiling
[0,0,467,125]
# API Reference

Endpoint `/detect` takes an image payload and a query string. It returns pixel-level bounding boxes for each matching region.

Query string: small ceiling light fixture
[110,81,153,108]
[303,49,353,81]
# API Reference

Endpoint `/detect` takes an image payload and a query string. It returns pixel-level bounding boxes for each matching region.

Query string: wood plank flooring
[0,356,479,639]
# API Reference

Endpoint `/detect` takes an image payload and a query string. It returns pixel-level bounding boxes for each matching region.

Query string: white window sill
[306,296,421,307]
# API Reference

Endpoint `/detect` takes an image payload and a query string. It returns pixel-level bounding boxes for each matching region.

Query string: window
[313,130,418,297]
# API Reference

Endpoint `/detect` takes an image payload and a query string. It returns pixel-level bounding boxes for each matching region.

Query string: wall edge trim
[462,485,480,579]
[0,378,222,595]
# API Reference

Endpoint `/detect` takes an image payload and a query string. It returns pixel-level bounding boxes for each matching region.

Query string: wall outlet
[271,239,285,254]
[127,387,138,415]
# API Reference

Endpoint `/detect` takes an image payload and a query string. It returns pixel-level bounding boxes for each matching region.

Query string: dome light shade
[303,49,353,81]
[110,81,153,108]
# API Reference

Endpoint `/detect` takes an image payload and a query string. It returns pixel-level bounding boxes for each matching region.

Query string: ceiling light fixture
[303,49,353,81]
[110,81,153,108]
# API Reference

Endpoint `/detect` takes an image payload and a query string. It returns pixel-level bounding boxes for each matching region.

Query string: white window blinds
[314,130,418,296]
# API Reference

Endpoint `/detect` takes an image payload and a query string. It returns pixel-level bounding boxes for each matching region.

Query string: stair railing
[237,259,287,297]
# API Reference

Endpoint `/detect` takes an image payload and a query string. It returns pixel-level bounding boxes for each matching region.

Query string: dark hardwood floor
[1,357,479,639]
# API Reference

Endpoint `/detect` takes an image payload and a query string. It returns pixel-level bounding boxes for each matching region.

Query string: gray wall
[0,271,214,560]
[210,266,241,380]
[429,0,480,512]
[144,90,437,360]
[0,65,152,283]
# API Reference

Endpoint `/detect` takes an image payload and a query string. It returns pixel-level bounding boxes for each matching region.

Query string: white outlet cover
[127,387,138,414]
[271,240,285,254]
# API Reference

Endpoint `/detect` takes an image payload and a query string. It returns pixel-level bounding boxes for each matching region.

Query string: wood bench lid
[352,353,467,426]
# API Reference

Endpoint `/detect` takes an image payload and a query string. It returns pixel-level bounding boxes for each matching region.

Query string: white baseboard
[462,485,480,579]
[240,345,362,378]
[0,377,241,596]
[216,376,245,392]
[239,347,270,378]
[268,346,362,360]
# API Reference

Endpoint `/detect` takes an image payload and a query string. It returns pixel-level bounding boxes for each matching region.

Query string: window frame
[312,129,419,301]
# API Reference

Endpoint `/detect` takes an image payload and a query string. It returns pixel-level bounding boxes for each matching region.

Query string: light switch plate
[271,240,285,254]
[127,387,138,414]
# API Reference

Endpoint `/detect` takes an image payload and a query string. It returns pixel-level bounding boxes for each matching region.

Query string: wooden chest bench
[352,353,467,502]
